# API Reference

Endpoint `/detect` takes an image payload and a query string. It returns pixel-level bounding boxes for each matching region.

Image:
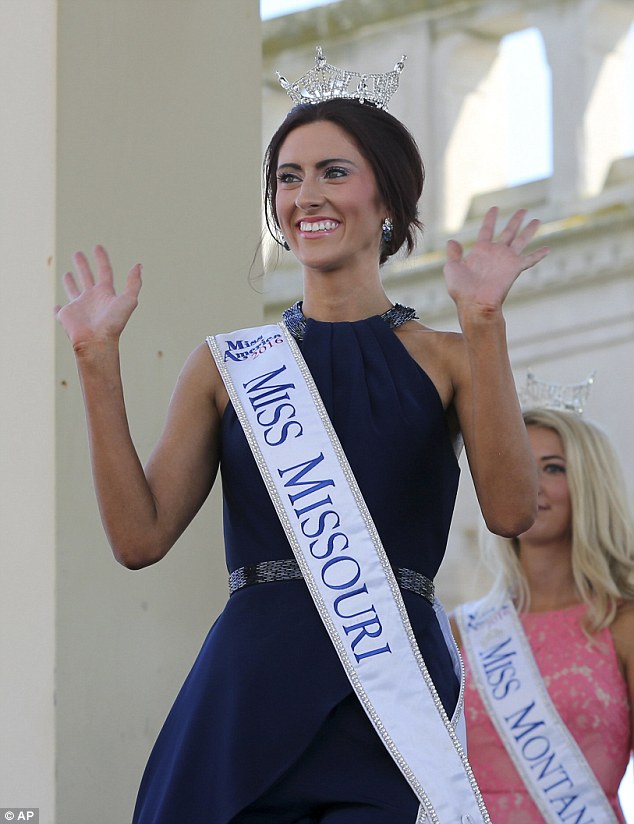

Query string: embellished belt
[228,559,435,605]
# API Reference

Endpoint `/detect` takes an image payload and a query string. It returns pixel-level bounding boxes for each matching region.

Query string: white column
[431,29,505,230]
[0,1,57,819]
[538,0,634,203]
[583,1,634,193]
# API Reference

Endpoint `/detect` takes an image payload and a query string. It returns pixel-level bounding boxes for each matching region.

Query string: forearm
[459,310,537,536]
[74,340,165,567]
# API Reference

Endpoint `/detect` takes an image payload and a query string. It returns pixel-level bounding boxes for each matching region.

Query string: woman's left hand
[443,207,549,318]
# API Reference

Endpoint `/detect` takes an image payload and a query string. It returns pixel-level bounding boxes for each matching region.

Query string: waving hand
[444,207,549,316]
[56,246,142,348]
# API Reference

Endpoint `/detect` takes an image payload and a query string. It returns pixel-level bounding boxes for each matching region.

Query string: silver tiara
[519,370,596,416]
[277,46,406,111]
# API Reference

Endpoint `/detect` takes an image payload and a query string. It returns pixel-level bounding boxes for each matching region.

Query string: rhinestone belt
[228,559,435,605]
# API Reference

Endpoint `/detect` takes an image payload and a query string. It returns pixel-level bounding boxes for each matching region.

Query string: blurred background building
[262,0,634,608]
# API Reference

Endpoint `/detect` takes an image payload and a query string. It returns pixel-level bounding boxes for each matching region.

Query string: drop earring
[381,217,393,245]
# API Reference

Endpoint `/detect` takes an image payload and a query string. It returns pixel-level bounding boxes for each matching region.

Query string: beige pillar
[0,0,57,818]
[2,2,263,822]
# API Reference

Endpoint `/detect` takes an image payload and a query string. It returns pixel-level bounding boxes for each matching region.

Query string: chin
[301,256,344,273]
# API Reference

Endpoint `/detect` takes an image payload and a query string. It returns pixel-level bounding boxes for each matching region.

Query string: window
[499,28,552,186]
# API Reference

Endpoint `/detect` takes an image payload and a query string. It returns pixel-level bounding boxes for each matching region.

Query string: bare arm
[449,615,462,649]
[610,603,634,752]
[57,247,222,568]
[444,208,549,536]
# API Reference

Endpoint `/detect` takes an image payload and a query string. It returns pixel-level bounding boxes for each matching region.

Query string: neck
[301,268,391,322]
[518,539,580,612]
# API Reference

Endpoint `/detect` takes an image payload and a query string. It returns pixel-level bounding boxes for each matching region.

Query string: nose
[536,465,546,495]
[295,176,324,211]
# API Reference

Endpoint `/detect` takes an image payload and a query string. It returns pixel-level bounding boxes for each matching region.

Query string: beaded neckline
[282,300,418,342]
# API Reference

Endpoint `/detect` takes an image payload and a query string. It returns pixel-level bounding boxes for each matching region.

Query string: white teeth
[299,220,338,232]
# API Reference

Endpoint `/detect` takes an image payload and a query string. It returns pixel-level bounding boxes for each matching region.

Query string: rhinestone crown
[519,371,596,416]
[277,46,406,111]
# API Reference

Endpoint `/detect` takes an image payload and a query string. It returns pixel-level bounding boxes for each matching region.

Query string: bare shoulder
[610,601,634,676]
[176,341,228,415]
[183,340,216,375]
[612,600,634,631]
[182,341,217,381]
[394,320,466,409]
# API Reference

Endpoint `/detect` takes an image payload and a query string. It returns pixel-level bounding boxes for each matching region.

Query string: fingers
[445,238,463,262]
[520,245,550,270]
[93,244,114,285]
[124,263,143,300]
[481,207,545,255]
[497,209,542,246]
[511,218,541,253]
[72,250,96,290]
[496,208,527,243]
[477,207,499,242]
[62,270,81,300]
[69,245,114,290]
[63,246,140,299]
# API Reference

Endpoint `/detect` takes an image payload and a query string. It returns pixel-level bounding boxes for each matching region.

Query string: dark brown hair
[263,99,424,264]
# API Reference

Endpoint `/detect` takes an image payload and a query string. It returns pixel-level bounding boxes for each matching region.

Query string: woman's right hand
[55,245,142,350]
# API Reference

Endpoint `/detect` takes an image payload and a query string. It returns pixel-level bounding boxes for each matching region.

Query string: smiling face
[519,426,572,550]
[274,120,386,275]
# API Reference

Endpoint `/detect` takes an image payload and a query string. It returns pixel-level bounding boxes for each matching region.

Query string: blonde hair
[483,408,634,633]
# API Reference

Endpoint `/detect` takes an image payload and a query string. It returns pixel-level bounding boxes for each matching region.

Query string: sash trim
[458,594,618,824]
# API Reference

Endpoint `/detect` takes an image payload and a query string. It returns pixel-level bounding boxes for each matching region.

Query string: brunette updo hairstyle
[263,99,424,265]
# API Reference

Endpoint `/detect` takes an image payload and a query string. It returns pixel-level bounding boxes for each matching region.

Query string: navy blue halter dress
[133,311,461,823]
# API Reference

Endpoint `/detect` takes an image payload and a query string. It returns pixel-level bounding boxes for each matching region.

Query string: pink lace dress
[463,604,631,823]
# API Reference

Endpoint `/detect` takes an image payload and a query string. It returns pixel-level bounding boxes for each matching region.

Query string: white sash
[207,323,489,824]
[457,593,618,824]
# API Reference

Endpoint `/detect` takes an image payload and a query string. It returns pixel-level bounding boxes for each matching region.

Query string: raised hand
[443,207,549,317]
[55,246,142,349]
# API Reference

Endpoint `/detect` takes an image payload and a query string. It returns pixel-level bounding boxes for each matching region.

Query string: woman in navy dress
[56,64,549,822]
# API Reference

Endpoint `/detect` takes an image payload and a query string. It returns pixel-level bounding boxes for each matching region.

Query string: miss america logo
[223,331,284,362]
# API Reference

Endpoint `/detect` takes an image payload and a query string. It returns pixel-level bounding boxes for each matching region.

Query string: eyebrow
[277,157,357,171]
[539,454,566,461]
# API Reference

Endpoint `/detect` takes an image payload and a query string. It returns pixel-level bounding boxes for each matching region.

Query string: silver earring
[381,217,393,245]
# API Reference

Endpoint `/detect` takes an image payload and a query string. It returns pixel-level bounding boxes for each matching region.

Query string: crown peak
[520,371,596,416]
[276,46,406,111]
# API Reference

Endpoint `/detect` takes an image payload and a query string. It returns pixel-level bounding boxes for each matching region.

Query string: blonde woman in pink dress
[452,407,634,823]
